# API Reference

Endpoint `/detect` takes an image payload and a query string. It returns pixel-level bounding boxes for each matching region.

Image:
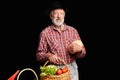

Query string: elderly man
[36,1,86,80]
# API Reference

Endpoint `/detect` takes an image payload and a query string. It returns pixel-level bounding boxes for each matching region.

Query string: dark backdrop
[0,0,116,80]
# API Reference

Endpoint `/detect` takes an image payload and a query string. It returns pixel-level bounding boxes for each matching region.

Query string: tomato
[56,69,62,75]
[61,67,68,73]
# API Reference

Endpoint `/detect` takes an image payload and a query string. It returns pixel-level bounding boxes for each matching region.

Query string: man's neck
[54,24,64,33]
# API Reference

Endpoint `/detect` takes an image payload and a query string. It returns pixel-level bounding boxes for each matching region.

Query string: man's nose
[57,14,61,17]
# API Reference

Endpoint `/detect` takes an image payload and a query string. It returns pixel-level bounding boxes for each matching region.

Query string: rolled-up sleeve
[36,32,50,62]
[73,29,86,58]
[75,46,86,58]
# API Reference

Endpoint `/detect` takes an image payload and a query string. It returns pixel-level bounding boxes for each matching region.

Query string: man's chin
[52,19,64,26]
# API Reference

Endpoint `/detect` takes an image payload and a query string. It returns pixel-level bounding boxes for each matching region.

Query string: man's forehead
[52,9,65,13]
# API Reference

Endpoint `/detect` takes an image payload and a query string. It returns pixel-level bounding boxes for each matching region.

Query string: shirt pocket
[65,39,74,48]
[49,40,60,52]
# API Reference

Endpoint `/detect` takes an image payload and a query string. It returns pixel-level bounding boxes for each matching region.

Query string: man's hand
[48,54,59,63]
[68,43,82,54]
[68,40,83,54]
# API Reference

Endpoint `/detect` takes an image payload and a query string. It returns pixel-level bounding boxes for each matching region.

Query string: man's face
[50,9,65,26]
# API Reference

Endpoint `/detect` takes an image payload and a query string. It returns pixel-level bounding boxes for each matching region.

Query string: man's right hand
[48,54,59,63]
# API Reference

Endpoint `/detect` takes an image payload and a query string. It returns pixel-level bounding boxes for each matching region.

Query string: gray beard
[52,18,64,26]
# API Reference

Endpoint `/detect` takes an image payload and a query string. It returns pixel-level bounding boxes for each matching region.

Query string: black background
[0,0,118,80]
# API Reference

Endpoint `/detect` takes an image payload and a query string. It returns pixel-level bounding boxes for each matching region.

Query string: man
[36,2,86,80]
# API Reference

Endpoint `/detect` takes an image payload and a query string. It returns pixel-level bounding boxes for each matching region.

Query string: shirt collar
[51,23,68,31]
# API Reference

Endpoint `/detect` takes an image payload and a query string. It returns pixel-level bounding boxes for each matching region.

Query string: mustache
[52,17,64,21]
[55,18,62,20]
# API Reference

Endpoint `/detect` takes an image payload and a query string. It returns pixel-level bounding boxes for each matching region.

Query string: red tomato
[61,67,68,73]
[56,69,62,75]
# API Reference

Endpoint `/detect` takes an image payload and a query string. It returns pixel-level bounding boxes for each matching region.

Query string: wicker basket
[40,58,71,80]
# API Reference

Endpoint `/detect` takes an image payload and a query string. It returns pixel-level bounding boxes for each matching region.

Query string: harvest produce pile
[40,65,68,78]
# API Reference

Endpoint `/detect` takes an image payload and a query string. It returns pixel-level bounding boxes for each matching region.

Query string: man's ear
[49,13,52,20]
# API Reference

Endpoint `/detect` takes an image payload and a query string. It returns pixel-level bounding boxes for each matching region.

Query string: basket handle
[43,57,68,68]
[16,68,39,80]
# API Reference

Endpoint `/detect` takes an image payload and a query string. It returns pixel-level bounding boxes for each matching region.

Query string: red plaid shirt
[36,24,86,65]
